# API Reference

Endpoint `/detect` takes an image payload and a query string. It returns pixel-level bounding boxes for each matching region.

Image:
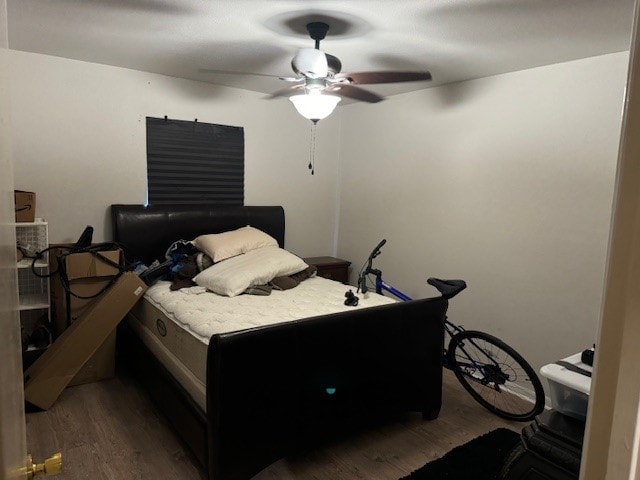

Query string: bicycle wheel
[446,330,545,422]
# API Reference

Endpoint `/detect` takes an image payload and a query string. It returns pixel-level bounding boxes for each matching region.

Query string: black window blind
[146,117,244,205]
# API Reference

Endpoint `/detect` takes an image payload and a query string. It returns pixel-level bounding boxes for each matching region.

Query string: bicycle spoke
[447,331,545,421]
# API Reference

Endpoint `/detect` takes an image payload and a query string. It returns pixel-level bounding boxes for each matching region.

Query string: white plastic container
[540,352,592,421]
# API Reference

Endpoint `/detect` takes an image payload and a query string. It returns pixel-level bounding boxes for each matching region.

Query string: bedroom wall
[9,50,341,257]
[337,52,628,378]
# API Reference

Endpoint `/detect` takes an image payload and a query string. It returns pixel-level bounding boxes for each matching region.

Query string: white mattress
[128,276,396,411]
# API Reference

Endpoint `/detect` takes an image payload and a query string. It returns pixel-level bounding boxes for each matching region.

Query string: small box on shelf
[14,190,36,222]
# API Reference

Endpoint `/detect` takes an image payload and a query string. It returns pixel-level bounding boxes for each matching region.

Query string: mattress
[128,276,396,411]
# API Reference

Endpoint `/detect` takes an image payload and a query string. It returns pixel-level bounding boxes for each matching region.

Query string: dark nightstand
[303,256,351,284]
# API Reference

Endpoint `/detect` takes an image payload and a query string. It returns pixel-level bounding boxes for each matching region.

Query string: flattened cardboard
[24,272,147,410]
[49,249,123,384]
[68,332,116,387]
[14,190,36,222]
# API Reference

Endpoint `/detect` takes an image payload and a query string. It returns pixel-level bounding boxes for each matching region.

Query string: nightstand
[303,256,351,284]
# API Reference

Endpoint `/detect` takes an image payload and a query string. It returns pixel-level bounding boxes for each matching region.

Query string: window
[146,117,244,205]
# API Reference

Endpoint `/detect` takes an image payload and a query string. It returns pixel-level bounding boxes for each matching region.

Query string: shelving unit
[15,219,51,368]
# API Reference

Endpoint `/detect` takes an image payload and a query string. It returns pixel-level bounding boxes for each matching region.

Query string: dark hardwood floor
[26,369,522,480]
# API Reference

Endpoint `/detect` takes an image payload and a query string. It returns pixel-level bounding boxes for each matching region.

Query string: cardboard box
[50,249,123,336]
[14,190,36,222]
[49,249,123,384]
[24,272,147,410]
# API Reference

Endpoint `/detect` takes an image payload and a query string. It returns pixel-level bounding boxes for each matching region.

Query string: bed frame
[111,204,448,480]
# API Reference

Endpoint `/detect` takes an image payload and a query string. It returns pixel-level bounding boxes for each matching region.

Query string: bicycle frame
[359,240,545,420]
[371,273,492,376]
[375,274,463,345]
[374,273,413,302]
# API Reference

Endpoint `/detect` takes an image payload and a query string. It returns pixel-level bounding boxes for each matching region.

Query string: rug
[400,428,520,480]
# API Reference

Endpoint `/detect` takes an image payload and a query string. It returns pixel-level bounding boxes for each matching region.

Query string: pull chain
[308,122,317,175]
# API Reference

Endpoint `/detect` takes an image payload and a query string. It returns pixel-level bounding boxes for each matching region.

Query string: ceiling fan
[203,21,432,122]
[279,22,430,100]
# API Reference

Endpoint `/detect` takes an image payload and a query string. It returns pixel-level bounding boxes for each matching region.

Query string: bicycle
[356,239,545,422]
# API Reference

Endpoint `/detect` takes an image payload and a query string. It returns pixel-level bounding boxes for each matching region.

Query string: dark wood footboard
[207,297,446,480]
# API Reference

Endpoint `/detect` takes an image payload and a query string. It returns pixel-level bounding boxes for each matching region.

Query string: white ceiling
[6,0,636,100]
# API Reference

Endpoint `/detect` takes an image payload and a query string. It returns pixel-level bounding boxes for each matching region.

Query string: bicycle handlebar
[370,239,386,258]
[357,239,467,301]
[359,239,386,294]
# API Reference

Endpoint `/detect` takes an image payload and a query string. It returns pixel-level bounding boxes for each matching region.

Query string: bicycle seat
[427,278,467,299]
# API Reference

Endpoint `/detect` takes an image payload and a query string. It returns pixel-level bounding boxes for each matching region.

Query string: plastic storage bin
[540,352,591,421]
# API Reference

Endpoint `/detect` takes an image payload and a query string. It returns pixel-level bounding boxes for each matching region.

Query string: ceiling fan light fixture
[289,91,341,123]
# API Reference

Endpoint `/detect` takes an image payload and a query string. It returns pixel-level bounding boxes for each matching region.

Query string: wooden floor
[26,370,522,480]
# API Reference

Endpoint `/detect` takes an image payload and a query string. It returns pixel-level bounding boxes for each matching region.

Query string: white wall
[9,51,341,257]
[9,47,628,381]
[337,52,627,376]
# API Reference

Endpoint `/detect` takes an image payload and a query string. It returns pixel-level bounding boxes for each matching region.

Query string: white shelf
[19,304,50,312]
[17,259,48,269]
[13,219,47,227]
[25,344,50,353]
[15,221,51,358]
[19,294,49,311]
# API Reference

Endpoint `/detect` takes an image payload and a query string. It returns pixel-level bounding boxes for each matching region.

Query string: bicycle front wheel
[447,330,545,422]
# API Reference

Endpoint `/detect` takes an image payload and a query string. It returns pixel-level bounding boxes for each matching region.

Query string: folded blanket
[245,265,318,296]
[270,276,298,291]
[244,284,273,296]
[290,265,317,283]
[170,252,214,291]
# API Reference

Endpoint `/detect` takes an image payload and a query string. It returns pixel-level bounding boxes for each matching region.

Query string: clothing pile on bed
[146,226,317,297]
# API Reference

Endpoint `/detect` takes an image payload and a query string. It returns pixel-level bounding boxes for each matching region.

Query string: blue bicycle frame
[371,272,466,364]
[375,277,413,302]
[368,269,477,375]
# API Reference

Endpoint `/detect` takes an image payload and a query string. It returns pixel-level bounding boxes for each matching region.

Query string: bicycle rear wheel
[447,330,545,422]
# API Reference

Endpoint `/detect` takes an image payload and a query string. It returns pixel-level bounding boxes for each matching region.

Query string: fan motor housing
[291,48,328,78]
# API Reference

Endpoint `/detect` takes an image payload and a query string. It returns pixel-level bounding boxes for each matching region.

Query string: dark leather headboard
[111,204,285,265]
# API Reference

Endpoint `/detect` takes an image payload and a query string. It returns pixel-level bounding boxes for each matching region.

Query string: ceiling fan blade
[266,84,305,99]
[199,68,297,81]
[336,71,432,85]
[327,84,384,103]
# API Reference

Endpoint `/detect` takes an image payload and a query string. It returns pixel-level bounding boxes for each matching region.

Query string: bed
[111,204,448,480]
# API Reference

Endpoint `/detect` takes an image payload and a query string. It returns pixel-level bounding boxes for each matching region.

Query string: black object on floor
[499,410,584,480]
[401,428,520,480]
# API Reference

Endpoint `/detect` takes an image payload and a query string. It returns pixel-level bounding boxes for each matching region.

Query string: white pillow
[193,226,278,263]
[193,246,308,297]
